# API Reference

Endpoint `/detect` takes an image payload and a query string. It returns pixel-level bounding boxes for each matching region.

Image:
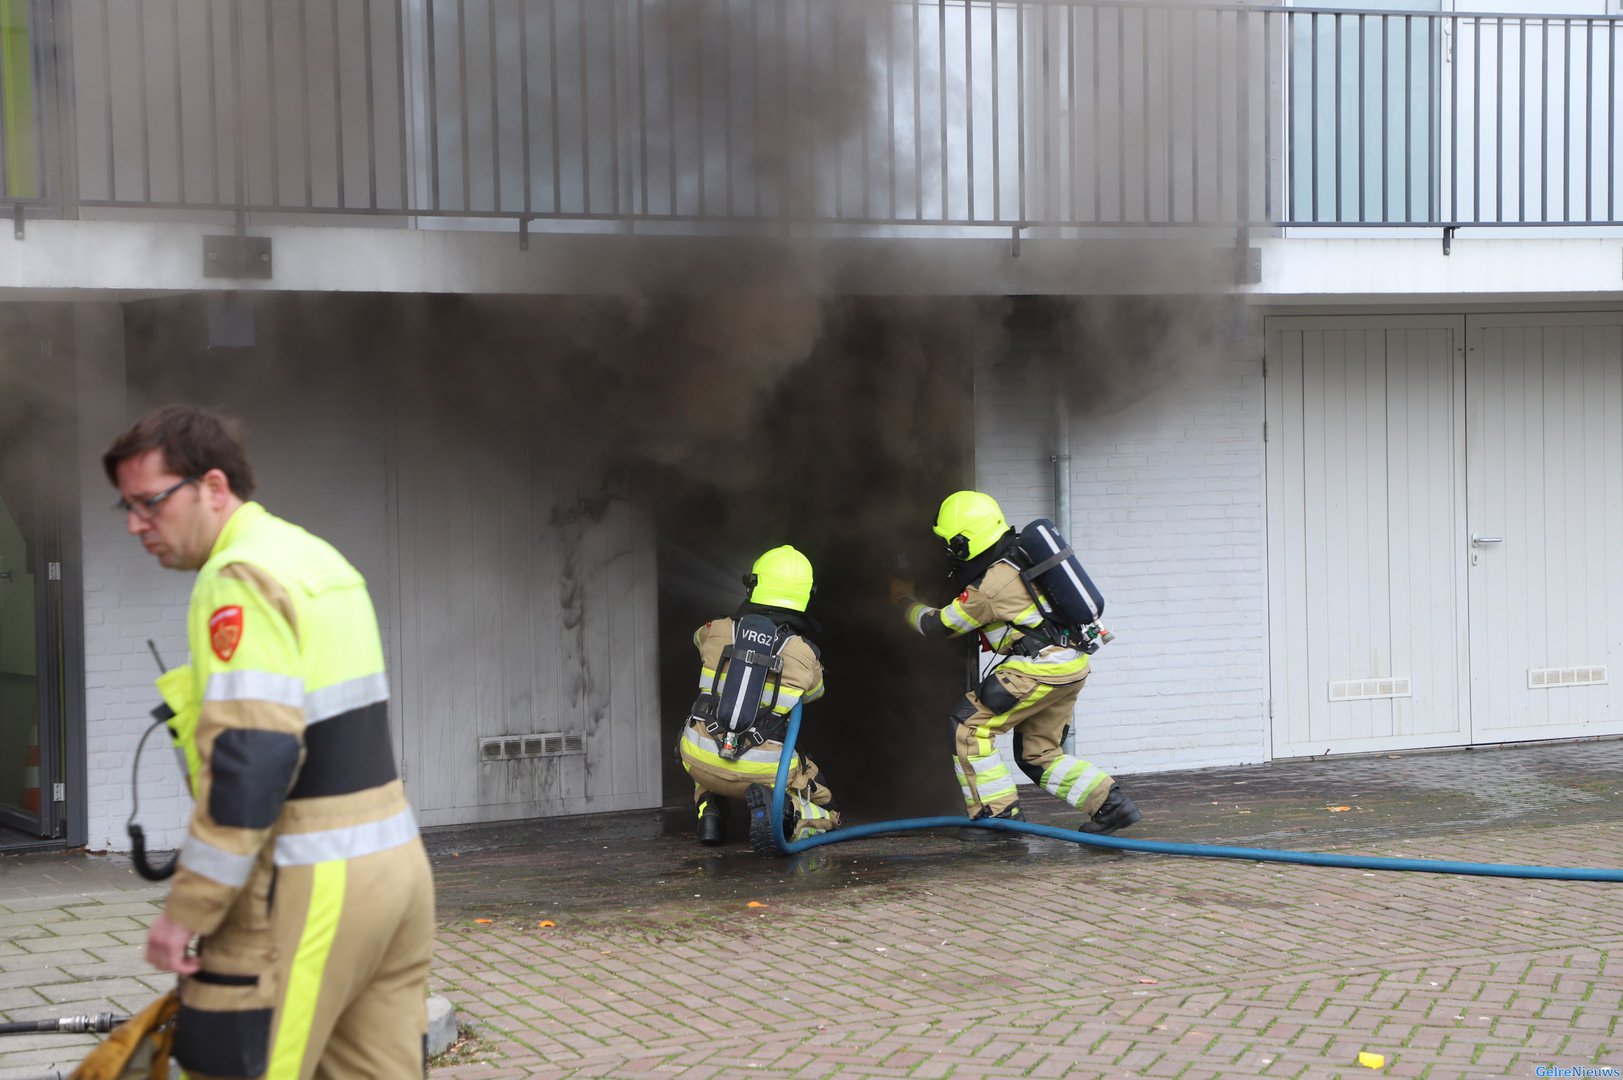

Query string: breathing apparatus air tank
[698,614,787,759]
[1015,518,1111,651]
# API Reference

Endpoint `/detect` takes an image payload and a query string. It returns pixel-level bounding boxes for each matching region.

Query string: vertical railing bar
[1381,14,1389,222]
[938,0,948,222]
[1310,13,1318,222]
[1562,17,1570,221]
[859,0,871,220]
[832,2,842,219]
[1356,14,1364,223]
[1162,7,1171,223]
[694,0,707,216]
[661,0,673,214]
[522,0,534,215]
[1092,3,1101,221]
[299,0,314,206]
[607,0,620,216]
[723,0,734,216]
[1113,8,1122,221]
[1212,9,1224,224]
[885,0,895,219]
[964,0,974,221]
[207,0,220,203]
[394,0,408,209]
[1333,14,1340,222]
[1017,0,1027,224]
[991,0,1000,221]
[1404,14,1411,222]
[913,0,922,220]
[1449,12,1457,223]
[334,0,347,207]
[486,0,499,213]
[1495,16,1503,223]
[1236,9,1248,225]
[1609,18,1615,222]
[171,0,185,203]
[232,0,247,210]
[1195,9,1205,223]
[1426,15,1434,222]
[457,0,472,211]
[1583,18,1592,222]
[750,0,761,217]
[363,0,378,209]
[1473,13,1481,222]
[576,0,589,214]
[427,0,441,210]
[1041,5,1052,224]
[1517,16,1524,223]
[101,1,114,198]
[632,0,644,216]
[1144,7,1153,222]
[137,1,151,201]
[1265,10,1273,222]
[1067,2,1076,224]
[1540,17,1547,222]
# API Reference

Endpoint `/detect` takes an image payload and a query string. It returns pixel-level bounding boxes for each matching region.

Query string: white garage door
[1266,316,1469,757]
[1467,314,1623,743]
[1268,312,1623,758]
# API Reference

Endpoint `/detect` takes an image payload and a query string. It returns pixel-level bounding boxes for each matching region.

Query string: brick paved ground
[3,739,1622,1079]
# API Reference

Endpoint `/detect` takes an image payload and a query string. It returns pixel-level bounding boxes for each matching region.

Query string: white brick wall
[974,327,1270,776]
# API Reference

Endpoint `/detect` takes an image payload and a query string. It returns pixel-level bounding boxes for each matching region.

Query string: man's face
[115,449,219,571]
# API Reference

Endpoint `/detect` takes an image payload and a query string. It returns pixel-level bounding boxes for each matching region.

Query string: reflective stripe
[273,807,418,866]
[204,670,305,708]
[1045,757,1107,807]
[267,859,346,1080]
[941,603,979,634]
[999,652,1090,679]
[305,672,389,724]
[680,725,797,774]
[179,833,257,887]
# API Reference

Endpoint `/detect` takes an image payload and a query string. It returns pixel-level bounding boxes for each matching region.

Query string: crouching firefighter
[896,490,1141,838]
[677,545,840,856]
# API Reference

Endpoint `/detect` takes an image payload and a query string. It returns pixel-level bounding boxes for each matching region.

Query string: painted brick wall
[974,330,1270,776]
[77,307,393,851]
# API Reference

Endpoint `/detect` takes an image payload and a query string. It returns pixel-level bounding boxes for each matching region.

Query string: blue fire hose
[766,705,1623,881]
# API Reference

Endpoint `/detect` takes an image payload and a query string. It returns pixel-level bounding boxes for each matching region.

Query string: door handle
[1470,535,1503,546]
[0,570,14,581]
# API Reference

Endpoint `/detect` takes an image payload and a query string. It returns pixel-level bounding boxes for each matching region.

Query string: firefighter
[105,404,434,1079]
[898,490,1141,837]
[677,545,839,856]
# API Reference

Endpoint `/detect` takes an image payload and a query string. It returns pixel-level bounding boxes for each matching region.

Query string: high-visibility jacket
[905,560,1090,683]
[156,501,432,1080]
[679,618,825,778]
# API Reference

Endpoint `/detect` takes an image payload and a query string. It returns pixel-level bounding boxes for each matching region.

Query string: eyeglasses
[115,475,199,522]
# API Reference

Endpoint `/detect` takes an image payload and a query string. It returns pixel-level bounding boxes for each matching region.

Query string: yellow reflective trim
[680,731,797,776]
[999,655,1090,679]
[267,859,346,1080]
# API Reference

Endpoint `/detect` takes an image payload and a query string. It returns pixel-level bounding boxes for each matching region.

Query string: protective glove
[888,577,916,605]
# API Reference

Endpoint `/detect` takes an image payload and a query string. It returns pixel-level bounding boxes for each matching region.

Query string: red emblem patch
[959,590,971,603]
[209,606,244,663]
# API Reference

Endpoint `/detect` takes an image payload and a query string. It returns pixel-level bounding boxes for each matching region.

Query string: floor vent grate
[479,732,585,761]
[1528,666,1608,689]
[1328,677,1412,702]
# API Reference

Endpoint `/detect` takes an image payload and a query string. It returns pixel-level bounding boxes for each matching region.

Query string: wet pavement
[3,737,1623,1078]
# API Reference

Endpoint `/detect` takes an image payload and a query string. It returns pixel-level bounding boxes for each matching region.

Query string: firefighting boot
[745,784,785,858]
[1079,784,1142,835]
[958,802,1024,841]
[696,795,727,846]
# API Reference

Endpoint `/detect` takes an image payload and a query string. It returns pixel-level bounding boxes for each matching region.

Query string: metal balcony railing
[1,1,1619,237]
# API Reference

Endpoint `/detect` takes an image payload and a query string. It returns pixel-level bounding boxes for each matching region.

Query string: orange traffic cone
[21,743,40,813]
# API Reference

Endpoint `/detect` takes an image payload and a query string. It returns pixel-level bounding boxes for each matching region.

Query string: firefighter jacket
[679,618,825,777]
[164,501,415,935]
[905,559,1090,684]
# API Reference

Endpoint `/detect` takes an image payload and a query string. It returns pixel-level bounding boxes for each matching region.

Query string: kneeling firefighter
[677,545,840,856]
[896,491,1141,837]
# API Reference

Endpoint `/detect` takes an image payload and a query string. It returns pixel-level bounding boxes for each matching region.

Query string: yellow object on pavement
[1358,1051,1386,1069]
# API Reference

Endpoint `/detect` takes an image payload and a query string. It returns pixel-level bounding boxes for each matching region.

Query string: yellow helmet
[745,545,815,612]
[932,490,1009,560]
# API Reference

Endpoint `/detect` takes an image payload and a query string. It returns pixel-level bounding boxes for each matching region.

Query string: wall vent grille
[1328,677,1412,702]
[1528,666,1608,689]
[479,732,585,761]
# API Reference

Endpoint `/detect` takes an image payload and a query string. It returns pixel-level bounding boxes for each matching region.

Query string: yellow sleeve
[166,564,305,936]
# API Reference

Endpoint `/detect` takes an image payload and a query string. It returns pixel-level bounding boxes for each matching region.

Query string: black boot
[697,796,726,846]
[1079,784,1142,835]
[958,802,1024,841]
[745,785,785,857]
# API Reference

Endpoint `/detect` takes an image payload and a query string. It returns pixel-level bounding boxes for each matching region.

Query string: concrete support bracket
[12,203,23,240]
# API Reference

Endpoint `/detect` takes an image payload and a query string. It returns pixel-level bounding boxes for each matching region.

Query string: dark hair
[102,404,257,499]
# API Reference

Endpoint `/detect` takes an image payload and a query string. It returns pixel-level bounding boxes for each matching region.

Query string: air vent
[1528,666,1608,689]
[1327,677,1412,702]
[478,732,585,761]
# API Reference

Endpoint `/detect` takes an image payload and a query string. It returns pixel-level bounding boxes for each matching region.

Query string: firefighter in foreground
[106,404,434,1079]
[897,490,1141,837]
[677,545,840,855]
